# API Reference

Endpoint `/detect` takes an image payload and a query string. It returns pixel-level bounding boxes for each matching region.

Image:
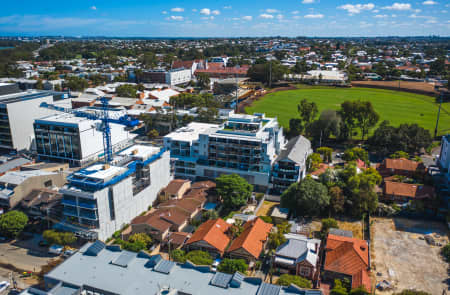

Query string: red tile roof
[384,181,434,199]
[383,158,424,172]
[186,218,231,253]
[162,179,191,196]
[172,60,195,70]
[227,218,273,259]
[325,234,371,291]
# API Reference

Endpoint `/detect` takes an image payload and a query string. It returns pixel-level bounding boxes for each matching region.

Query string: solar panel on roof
[210,272,233,288]
[84,241,105,256]
[257,283,281,295]
[111,251,136,267]
[154,260,176,274]
[230,271,245,287]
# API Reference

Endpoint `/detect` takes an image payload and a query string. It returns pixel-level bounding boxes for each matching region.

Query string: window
[299,266,310,277]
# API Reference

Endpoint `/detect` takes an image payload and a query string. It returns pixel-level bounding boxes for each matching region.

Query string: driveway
[0,234,57,272]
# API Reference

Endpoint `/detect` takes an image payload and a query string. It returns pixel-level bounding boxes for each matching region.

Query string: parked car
[63,249,77,258]
[48,244,63,255]
[0,281,10,292]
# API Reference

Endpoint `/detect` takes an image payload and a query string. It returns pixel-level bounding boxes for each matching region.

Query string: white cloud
[212,10,220,15]
[292,10,300,14]
[422,0,437,5]
[242,15,253,21]
[171,7,184,12]
[276,14,284,20]
[223,6,232,9]
[374,14,388,18]
[266,9,279,13]
[426,19,437,23]
[338,3,375,15]
[162,11,167,14]
[293,15,302,19]
[373,9,380,13]
[200,8,211,15]
[302,0,316,3]
[304,13,324,18]
[260,13,274,19]
[169,15,184,21]
[201,16,215,20]
[90,6,97,10]
[382,3,412,10]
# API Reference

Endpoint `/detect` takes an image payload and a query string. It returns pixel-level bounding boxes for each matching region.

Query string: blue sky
[0,0,449,37]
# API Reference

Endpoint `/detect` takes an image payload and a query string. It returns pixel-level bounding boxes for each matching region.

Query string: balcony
[79,212,98,220]
[78,202,97,210]
[61,199,77,207]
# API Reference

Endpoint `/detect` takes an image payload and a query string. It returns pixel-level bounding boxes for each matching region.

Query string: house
[185,218,231,256]
[271,207,289,224]
[273,234,321,280]
[159,179,191,201]
[129,207,189,242]
[158,196,204,220]
[382,181,434,203]
[162,231,191,251]
[377,158,425,177]
[323,234,371,292]
[227,218,273,262]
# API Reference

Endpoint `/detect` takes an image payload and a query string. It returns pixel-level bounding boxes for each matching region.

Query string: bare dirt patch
[256,201,278,216]
[371,217,449,295]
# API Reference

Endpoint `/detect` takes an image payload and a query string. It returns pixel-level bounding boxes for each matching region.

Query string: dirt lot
[351,80,439,96]
[256,201,278,216]
[337,220,363,239]
[371,218,449,295]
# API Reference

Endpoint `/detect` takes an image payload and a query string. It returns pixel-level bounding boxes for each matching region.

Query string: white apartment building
[34,108,137,167]
[58,145,171,241]
[165,68,192,86]
[0,85,64,151]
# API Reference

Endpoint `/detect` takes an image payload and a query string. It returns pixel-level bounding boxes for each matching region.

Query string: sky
[0,0,449,37]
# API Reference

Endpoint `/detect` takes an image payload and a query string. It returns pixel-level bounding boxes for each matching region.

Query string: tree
[338,101,359,139]
[0,210,28,238]
[349,287,370,295]
[65,76,89,92]
[196,73,211,89]
[217,258,248,274]
[317,147,333,163]
[216,174,253,210]
[298,99,318,126]
[281,177,330,216]
[147,129,159,139]
[276,274,312,288]
[329,186,345,214]
[268,222,291,249]
[342,147,369,164]
[347,168,381,217]
[354,101,379,140]
[308,110,341,144]
[288,118,303,138]
[197,107,218,123]
[43,230,76,246]
[116,84,138,98]
[441,243,450,262]
[390,151,409,159]
[128,233,152,249]
[321,218,338,238]
[171,249,186,263]
[306,153,322,172]
[247,61,287,85]
[202,210,219,221]
[185,250,213,265]
[139,52,158,68]
[330,279,348,295]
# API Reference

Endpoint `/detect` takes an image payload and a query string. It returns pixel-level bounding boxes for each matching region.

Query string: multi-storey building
[0,85,64,151]
[57,145,171,240]
[34,108,136,167]
[164,113,310,192]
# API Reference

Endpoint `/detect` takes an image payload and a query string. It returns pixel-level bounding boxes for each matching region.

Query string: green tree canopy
[276,274,312,288]
[43,230,77,246]
[185,250,213,265]
[0,210,28,238]
[116,84,138,98]
[216,174,253,210]
[281,177,330,216]
[171,249,186,263]
[217,258,248,274]
[298,99,319,126]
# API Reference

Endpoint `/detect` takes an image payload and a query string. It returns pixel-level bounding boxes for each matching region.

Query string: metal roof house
[27,241,322,295]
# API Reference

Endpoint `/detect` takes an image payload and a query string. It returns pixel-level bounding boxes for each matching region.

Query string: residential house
[159,179,191,201]
[323,234,371,292]
[273,234,321,280]
[185,218,231,256]
[382,181,434,203]
[227,218,273,263]
[377,158,425,177]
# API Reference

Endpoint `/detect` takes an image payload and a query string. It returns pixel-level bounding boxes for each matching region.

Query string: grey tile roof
[275,136,312,165]
[329,228,353,238]
[0,157,31,174]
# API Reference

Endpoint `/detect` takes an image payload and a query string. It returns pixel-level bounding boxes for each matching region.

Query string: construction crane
[40,97,139,163]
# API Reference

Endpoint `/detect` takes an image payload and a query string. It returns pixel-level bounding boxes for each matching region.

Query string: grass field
[245,86,450,136]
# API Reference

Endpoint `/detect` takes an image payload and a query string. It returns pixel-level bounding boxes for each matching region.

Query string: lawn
[245,86,450,136]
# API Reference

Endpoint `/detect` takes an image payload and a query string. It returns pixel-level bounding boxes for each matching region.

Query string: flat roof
[118,145,161,161]
[164,122,219,143]
[0,170,55,185]
[45,243,319,295]
[72,164,126,182]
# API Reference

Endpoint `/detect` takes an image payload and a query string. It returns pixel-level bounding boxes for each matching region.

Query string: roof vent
[360,245,366,251]
[103,164,110,170]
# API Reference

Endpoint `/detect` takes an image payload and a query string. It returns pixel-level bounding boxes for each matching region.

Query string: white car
[0,281,10,292]
[48,244,63,255]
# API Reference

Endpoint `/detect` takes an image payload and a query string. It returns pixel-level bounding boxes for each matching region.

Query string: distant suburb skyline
[0,0,449,37]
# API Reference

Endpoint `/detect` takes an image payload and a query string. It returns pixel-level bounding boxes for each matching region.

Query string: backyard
[245,86,450,136]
